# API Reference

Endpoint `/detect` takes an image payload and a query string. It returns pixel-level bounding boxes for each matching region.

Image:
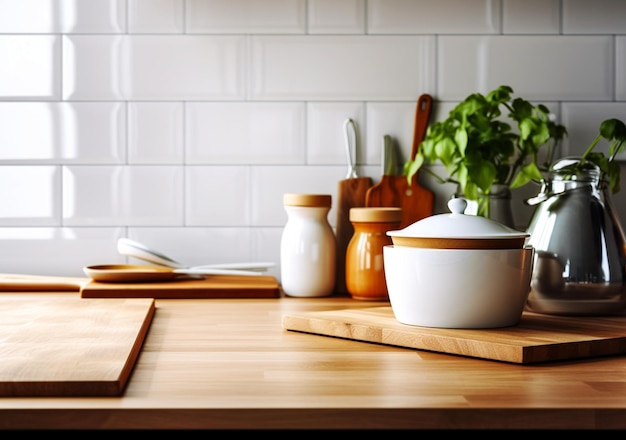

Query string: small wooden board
[282,306,626,364]
[81,274,281,299]
[335,176,372,294]
[0,297,155,396]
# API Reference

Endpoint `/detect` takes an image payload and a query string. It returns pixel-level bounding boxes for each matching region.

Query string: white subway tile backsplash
[1,1,626,277]
[62,165,183,226]
[186,0,306,34]
[617,37,626,101]
[128,102,183,164]
[185,166,251,226]
[127,227,259,268]
[502,0,560,34]
[0,102,125,163]
[186,102,305,164]
[563,0,626,34]
[63,35,246,100]
[437,36,613,101]
[251,36,435,100]
[367,0,500,34]
[251,227,282,281]
[128,0,184,34]
[62,35,124,100]
[365,101,419,166]
[0,0,125,34]
[0,36,60,100]
[0,166,60,226]
[0,227,125,276]
[0,0,60,33]
[308,0,366,34]
[251,165,343,227]
[306,102,366,165]
[561,102,626,158]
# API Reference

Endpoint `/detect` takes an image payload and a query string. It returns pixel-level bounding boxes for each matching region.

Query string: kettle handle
[525,180,550,206]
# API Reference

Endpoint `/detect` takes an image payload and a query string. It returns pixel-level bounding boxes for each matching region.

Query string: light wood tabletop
[1,291,626,430]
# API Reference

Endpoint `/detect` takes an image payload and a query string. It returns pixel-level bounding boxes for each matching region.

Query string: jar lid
[283,193,332,207]
[350,207,402,223]
[386,198,529,249]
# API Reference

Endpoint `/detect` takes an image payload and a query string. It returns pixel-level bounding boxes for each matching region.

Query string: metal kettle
[525,157,626,315]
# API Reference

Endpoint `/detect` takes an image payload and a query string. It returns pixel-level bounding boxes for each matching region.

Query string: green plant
[559,118,626,193]
[404,85,567,201]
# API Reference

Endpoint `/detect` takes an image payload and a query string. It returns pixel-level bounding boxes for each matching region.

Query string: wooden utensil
[366,94,435,228]
[334,119,372,294]
[364,134,401,210]
[83,264,264,283]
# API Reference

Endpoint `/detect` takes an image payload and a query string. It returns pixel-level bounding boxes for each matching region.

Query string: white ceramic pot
[383,245,534,328]
[383,198,534,329]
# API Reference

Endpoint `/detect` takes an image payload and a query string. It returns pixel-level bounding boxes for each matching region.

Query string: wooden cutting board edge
[114,298,156,395]
[281,306,626,364]
[80,275,282,299]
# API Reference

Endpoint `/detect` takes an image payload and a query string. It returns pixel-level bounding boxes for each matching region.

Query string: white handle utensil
[117,238,275,275]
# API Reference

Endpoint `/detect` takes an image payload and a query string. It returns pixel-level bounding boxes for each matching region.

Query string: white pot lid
[386,198,529,249]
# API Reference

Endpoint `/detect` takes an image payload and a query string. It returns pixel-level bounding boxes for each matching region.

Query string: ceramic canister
[346,207,402,301]
[280,193,336,297]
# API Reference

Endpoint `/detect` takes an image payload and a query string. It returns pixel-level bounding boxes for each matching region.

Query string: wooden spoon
[83,264,263,283]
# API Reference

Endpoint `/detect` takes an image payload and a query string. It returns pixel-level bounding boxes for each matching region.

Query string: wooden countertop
[1,291,626,430]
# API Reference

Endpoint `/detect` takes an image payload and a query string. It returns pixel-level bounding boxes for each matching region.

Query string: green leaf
[404,154,425,185]
[435,137,457,165]
[464,181,478,200]
[420,138,436,159]
[467,161,497,192]
[608,161,621,193]
[510,163,543,189]
[600,118,620,139]
[454,129,468,156]
[456,163,468,191]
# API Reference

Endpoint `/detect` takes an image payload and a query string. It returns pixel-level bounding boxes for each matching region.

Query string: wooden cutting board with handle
[335,118,372,294]
[366,94,435,228]
[282,306,626,364]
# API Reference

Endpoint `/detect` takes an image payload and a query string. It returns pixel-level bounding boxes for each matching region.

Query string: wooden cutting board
[282,306,626,364]
[0,273,86,291]
[0,296,155,396]
[335,176,372,294]
[81,274,281,299]
[334,118,372,294]
[365,95,434,229]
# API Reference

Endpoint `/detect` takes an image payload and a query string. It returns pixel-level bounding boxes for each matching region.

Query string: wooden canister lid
[283,193,332,207]
[349,207,402,223]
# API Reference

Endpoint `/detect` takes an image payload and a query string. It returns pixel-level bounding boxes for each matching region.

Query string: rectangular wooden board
[0,297,155,396]
[282,306,626,364]
[81,274,281,299]
[0,274,85,292]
